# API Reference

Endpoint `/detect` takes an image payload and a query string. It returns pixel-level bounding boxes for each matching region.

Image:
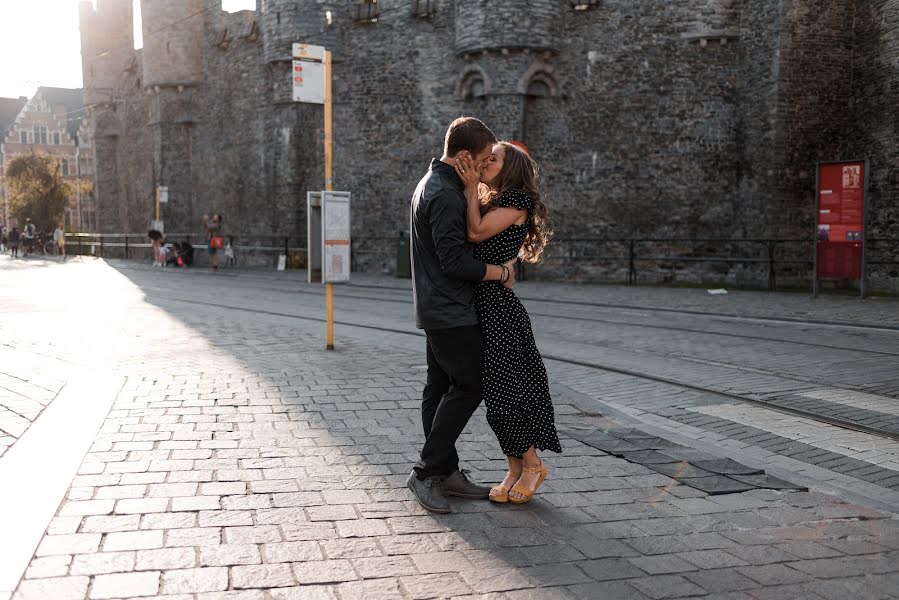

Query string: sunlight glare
[223,0,255,12]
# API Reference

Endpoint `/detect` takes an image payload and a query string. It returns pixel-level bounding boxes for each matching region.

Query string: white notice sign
[292,59,325,104]
[158,186,168,203]
[324,244,349,282]
[322,191,351,283]
[325,201,349,240]
[292,43,326,105]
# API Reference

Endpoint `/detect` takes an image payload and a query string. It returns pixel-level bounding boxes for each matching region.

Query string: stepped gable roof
[36,87,86,142]
[0,96,27,138]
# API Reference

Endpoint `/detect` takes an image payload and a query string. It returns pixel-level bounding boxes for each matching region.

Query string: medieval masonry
[80,0,898,290]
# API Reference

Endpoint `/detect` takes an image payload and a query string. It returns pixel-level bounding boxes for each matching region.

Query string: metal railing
[64,232,899,291]
[65,232,308,264]
[538,237,898,291]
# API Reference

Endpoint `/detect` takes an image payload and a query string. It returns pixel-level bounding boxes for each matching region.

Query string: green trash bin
[396,231,411,278]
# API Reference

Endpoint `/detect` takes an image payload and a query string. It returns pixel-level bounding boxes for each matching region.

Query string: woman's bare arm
[456,155,526,243]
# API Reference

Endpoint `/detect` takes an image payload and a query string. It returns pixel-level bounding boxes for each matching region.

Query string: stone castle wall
[79,0,899,291]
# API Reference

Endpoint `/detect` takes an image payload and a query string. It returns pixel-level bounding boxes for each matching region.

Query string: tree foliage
[6,153,70,231]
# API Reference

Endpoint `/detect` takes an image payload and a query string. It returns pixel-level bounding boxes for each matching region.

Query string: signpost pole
[324,50,335,351]
[813,165,819,298]
[155,187,160,221]
[860,160,870,299]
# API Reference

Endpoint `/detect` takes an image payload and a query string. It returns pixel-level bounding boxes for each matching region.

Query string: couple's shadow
[119,265,632,597]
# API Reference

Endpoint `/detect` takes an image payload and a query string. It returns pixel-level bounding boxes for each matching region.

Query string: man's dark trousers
[414,325,484,479]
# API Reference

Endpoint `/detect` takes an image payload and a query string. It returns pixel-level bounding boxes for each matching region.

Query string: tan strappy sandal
[489,471,521,503]
[509,463,547,504]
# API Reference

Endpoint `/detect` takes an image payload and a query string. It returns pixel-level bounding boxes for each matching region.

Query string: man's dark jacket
[411,159,487,330]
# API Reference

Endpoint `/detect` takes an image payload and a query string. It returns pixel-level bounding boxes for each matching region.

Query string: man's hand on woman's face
[454,153,482,189]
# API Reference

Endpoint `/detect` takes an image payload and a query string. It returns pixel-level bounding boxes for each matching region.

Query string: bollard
[628,239,636,285]
[767,241,776,291]
[396,231,411,278]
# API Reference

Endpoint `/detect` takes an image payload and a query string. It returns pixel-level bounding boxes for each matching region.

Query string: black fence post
[125,236,129,259]
[284,237,289,268]
[767,241,776,291]
[99,235,104,258]
[628,239,636,285]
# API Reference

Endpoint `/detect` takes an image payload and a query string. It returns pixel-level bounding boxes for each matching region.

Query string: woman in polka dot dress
[455,141,562,504]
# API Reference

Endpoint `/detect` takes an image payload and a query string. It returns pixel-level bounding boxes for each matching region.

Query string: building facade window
[62,159,69,176]
[20,131,28,143]
[33,125,48,144]
[53,132,61,145]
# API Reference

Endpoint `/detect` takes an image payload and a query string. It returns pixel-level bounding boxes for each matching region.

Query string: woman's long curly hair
[480,141,552,263]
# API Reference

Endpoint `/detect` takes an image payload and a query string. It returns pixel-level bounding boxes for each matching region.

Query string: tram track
[345,282,899,333]
[147,275,898,358]
[111,262,899,333]
[151,274,894,358]
[294,286,899,358]
[153,293,899,444]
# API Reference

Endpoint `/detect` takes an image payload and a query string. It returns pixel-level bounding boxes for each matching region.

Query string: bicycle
[43,235,58,256]
[22,236,37,257]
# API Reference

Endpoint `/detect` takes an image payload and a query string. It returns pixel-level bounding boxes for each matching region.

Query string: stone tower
[79,0,133,231]
[140,0,206,231]
[258,0,340,234]
[79,0,134,107]
[454,0,561,141]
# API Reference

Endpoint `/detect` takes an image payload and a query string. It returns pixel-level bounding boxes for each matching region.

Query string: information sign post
[295,43,348,349]
[814,161,869,298]
[152,186,168,234]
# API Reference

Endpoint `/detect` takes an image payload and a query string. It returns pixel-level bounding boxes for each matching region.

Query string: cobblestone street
[2,255,898,600]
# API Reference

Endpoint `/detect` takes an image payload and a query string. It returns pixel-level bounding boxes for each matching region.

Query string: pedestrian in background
[8,227,20,258]
[22,218,36,256]
[203,213,224,271]
[53,222,66,260]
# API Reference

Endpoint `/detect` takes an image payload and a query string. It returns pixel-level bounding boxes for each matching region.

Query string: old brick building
[79,0,898,290]
[0,87,97,231]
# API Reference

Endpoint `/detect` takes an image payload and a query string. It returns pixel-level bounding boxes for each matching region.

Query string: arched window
[467,78,485,99]
[520,66,559,99]
[526,80,552,98]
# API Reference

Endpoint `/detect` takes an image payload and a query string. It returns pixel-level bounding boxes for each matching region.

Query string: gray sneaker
[407,471,451,513]
[442,469,491,499]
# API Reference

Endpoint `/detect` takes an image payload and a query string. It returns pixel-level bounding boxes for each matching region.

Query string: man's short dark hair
[444,117,496,157]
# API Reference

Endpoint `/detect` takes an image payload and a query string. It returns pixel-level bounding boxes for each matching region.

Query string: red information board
[816,161,866,281]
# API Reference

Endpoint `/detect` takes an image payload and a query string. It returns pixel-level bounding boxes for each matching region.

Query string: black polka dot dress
[473,189,563,458]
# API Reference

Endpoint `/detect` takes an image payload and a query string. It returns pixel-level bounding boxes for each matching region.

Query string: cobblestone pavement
[2,256,898,600]
[0,352,65,459]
